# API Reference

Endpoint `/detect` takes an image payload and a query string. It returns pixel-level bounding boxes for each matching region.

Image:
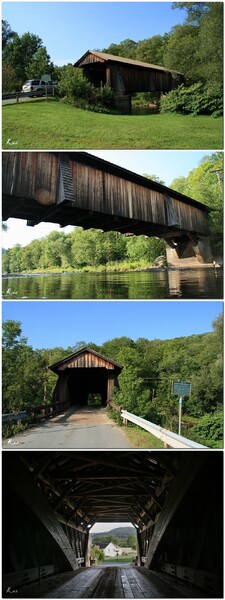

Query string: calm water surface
[2,269,223,299]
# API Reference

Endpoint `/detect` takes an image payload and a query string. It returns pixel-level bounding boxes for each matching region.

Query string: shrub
[58,65,115,112]
[160,83,223,117]
[190,411,223,447]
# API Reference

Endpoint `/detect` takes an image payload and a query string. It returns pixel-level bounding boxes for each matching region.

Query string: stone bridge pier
[166,234,213,267]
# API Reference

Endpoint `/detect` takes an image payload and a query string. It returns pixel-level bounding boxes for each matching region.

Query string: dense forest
[2,152,223,274]
[2,3,223,115]
[2,313,223,447]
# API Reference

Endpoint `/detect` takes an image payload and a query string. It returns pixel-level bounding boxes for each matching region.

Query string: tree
[26,46,54,79]
[170,153,223,253]
[3,31,45,85]
[163,24,200,82]
[58,64,94,101]
[102,39,138,59]
[2,320,48,414]
[135,35,169,66]
[2,20,17,50]
[90,545,104,563]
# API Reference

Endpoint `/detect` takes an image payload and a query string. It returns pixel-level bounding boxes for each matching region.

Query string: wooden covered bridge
[74,50,184,112]
[2,151,213,267]
[49,347,122,409]
[3,451,223,598]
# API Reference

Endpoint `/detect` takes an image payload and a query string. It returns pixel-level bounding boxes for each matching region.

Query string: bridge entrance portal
[49,347,123,411]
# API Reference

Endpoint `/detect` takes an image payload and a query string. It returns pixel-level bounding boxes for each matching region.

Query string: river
[2,268,223,300]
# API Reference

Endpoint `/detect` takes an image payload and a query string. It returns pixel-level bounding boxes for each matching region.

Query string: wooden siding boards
[70,160,209,236]
[49,347,123,375]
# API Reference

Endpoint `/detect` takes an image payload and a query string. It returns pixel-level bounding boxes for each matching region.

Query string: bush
[58,65,115,112]
[190,411,223,447]
[160,83,223,117]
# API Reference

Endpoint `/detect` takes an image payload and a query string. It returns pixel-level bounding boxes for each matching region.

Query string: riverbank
[2,262,222,278]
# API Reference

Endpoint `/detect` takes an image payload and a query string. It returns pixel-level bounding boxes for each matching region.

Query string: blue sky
[2,300,222,349]
[2,150,214,248]
[3,2,187,66]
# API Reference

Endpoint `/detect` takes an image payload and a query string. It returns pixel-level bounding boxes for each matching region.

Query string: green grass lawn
[2,98,222,149]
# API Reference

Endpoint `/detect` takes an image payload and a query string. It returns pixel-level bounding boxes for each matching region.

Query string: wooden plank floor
[6,566,215,599]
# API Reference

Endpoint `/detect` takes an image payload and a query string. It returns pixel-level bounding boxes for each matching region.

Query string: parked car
[22,79,56,96]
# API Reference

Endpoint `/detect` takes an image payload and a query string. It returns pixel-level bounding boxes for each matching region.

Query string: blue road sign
[173,381,191,397]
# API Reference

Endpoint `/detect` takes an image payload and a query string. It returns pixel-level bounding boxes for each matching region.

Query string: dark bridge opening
[66,368,108,407]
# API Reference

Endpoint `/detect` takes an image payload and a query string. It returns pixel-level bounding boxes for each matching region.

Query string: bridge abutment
[114,94,132,114]
[166,236,213,267]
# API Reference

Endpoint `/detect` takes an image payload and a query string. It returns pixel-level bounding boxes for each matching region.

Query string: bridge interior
[3,451,223,598]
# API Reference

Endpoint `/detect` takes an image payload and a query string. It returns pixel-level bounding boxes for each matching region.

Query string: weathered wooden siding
[110,65,180,93]
[3,152,58,205]
[70,160,209,235]
[58,352,114,371]
[74,51,184,93]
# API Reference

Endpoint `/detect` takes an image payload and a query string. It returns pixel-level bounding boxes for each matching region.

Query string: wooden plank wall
[58,352,115,371]
[70,160,209,235]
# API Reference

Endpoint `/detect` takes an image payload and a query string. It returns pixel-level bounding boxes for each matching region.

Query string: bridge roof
[49,346,123,374]
[20,451,180,528]
[74,50,183,76]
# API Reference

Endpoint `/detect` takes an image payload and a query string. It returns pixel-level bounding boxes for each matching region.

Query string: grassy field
[2,98,222,149]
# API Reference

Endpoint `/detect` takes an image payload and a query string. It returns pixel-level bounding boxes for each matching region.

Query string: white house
[103,542,132,557]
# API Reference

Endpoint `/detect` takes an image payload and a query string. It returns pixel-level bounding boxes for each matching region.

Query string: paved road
[2,407,132,449]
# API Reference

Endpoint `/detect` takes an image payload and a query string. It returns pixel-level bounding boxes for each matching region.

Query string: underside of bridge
[2,451,223,598]
[49,347,123,409]
[2,152,213,266]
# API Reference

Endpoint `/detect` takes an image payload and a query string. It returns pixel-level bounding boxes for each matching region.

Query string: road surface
[8,566,204,598]
[2,407,132,449]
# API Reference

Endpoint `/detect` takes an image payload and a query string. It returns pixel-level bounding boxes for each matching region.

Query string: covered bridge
[49,346,123,408]
[3,451,223,598]
[2,151,213,266]
[74,50,184,112]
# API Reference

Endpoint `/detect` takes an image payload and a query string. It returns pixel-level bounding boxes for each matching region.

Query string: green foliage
[170,152,223,253]
[160,83,223,117]
[2,320,49,414]
[2,227,165,274]
[57,65,115,112]
[90,545,104,563]
[190,411,223,448]
[2,19,17,51]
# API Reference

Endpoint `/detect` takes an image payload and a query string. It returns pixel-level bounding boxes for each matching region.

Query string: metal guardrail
[121,410,208,449]
[2,401,68,426]
[2,411,28,424]
[2,91,55,100]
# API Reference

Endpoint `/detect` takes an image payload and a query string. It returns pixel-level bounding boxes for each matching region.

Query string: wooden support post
[4,455,78,571]
[144,453,207,570]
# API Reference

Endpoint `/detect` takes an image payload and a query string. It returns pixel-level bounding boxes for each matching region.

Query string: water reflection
[2,268,223,300]
[132,105,159,116]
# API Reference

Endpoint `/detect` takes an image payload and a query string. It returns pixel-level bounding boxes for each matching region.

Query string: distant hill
[91,526,135,541]
[2,248,6,254]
